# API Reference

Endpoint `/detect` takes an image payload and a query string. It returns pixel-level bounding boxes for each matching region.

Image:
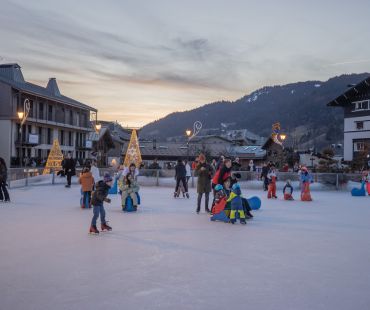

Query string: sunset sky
[1,0,370,127]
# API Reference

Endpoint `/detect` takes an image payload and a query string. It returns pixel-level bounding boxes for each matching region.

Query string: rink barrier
[5,168,364,191]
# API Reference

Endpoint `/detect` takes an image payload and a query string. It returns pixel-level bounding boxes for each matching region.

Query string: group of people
[260,162,313,201]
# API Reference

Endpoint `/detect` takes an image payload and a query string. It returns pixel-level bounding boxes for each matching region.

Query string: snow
[314,84,321,88]
[1,185,370,310]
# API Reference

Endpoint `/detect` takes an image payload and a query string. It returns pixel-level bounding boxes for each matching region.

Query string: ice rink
[0,185,369,310]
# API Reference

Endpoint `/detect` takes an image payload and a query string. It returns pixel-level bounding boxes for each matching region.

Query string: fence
[6,168,364,191]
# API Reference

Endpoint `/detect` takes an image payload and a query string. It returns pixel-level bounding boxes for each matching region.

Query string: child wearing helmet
[211,184,227,215]
[227,183,246,225]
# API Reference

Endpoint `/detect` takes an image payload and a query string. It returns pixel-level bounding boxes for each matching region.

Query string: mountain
[140,73,370,150]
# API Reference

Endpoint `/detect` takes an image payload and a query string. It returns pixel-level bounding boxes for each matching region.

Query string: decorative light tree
[43,139,64,175]
[124,129,142,168]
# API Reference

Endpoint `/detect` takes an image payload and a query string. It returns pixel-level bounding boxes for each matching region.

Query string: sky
[1,0,370,127]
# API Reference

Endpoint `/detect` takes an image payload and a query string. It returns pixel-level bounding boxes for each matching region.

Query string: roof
[0,63,97,112]
[327,76,370,107]
[228,145,266,159]
[123,142,229,158]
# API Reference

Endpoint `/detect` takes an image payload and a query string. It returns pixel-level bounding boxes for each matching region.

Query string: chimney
[46,78,61,97]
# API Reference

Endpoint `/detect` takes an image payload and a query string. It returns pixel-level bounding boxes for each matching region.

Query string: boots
[89,225,99,234]
[101,222,112,231]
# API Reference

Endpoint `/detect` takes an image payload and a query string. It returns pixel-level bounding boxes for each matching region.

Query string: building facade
[328,77,370,161]
[0,63,97,167]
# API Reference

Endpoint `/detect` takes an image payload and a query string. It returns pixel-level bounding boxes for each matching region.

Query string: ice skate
[89,225,99,234]
[101,222,112,231]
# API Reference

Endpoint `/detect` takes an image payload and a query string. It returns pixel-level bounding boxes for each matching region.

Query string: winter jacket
[185,164,191,177]
[175,162,186,179]
[232,161,242,171]
[79,171,94,192]
[227,187,243,211]
[0,163,7,183]
[212,166,232,185]
[119,178,140,195]
[267,170,277,184]
[195,163,212,193]
[62,158,76,175]
[260,166,269,178]
[91,180,110,205]
[300,172,313,184]
[283,184,293,195]
[90,166,101,183]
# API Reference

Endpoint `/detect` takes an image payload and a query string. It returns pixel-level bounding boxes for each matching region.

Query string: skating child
[267,165,277,199]
[79,167,95,208]
[119,172,140,210]
[227,183,246,224]
[283,179,294,200]
[300,167,313,201]
[211,184,227,215]
[89,173,113,234]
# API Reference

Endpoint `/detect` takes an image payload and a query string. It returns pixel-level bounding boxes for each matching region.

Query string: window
[39,102,44,119]
[48,105,53,121]
[60,130,64,145]
[354,100,370,111]
[47,128,52,144]
[355,142,365,152]
[356,121,364,130]
[69,132,73,146]
[38,127,43,144]
[70,110,73,125]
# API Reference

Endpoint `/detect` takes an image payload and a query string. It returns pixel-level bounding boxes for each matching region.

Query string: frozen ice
[0,185,369,310]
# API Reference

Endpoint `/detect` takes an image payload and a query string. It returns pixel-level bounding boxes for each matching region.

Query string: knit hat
[104,173,113,183]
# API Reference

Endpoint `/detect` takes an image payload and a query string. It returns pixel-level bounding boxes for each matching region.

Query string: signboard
[28,134,39,144]
[85,140,93,148]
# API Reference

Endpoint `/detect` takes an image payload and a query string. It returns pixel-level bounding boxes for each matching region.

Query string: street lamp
[279,133,286,142]
[95,123,102,133]
[17,98,31,167]
[185,122,202,161]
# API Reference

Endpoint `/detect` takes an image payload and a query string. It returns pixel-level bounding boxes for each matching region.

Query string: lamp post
[17,98,31,167]
[185,121,202,161]
[95,123,102,166]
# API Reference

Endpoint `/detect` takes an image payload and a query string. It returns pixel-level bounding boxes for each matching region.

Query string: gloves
[104,198,111,203]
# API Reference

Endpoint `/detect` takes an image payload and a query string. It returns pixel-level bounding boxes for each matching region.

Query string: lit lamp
[279,133,287,142]
[95,123,102,133]
[17,111,25,167]
[186,129,192,137]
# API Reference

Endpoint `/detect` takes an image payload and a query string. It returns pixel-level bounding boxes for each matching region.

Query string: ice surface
[0,185,370,310]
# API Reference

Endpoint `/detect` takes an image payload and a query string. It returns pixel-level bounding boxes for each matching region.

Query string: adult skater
[195,154,213,213]
[174,159,189,198]
[0,158,10,202]
[260,162,269,191]
[62,152,76,188]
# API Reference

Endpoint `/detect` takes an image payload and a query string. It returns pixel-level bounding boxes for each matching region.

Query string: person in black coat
[174,159,188,198]
[0,157,10,202]
[62,152,76,188]
[260,162,269,191]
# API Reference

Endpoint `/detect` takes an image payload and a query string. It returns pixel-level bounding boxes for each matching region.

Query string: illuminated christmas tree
[43,139,64,175]
[124,129,142,168]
